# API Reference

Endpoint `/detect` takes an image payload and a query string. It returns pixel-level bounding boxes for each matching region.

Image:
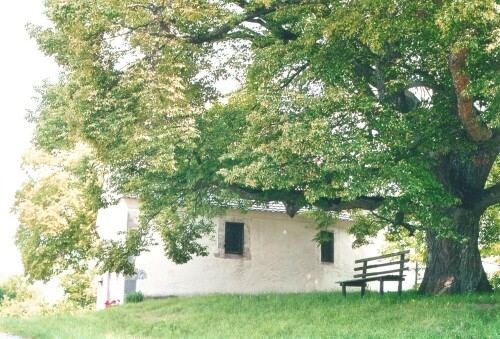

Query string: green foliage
[59,272,96,309]
[12,146,102,281]
[479,161,500,284]
[348,212,386,247]
[0,275,96,317]
[0,276,35,303]
[1,292,499,338]
[480,205,500,259]
[383,229,427,288]
[158,214,213,264]
[125,291,144,304]
[489,271,500,291]
[302,209,339,245]
[384,229,427,265]
[0,276,50,317]
[96,223,155,276]
[0,287,16,306]
[18,0,499,286]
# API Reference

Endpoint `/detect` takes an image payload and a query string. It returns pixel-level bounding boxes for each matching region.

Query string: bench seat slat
[336,280,367,287]
[337,275,404,285]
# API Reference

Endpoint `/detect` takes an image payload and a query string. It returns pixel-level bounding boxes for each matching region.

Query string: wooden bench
[337,250,409,297]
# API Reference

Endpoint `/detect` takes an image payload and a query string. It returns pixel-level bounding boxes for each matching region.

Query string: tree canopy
[19,0,499,294]
[13,144,100,280]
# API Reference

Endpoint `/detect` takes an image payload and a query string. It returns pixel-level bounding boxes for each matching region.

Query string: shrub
[125,292,144,303]
[489,271,500,291]
[0,287,16,305]
[0,276,50,317]
[59,271,96,308]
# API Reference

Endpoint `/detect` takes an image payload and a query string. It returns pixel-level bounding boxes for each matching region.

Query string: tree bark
[419,145,497,294]
[419,208,492,294]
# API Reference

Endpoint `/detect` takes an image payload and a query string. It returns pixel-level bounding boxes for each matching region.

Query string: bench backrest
[353,250,410,279]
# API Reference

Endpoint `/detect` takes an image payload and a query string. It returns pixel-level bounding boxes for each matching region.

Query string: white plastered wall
[95,198,139,309]
[96,198,415,306]
[133,209,389,296]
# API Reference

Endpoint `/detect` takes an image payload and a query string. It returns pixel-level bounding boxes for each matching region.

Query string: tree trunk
[418,207,492,294]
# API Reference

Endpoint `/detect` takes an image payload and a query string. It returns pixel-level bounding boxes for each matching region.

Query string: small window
[225,222,244,255]
[320,231,334,263]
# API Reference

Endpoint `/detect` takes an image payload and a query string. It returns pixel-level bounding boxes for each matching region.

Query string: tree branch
[488,128,500,153]
[186,1,301,44]
[370,211,416,236]
[316,196,384,212]
[280,62,309,88]
[246,17,299,43]
[225,185,308,217]
[225,185,385,217]
[477,182,500,212]
[448,49,492,142]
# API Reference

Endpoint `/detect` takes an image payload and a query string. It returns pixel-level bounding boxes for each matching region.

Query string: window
[225,222,244,255]
[320,231,334,263]
[217,220,249,259]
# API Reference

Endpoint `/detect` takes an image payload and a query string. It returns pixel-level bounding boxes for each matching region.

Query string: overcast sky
[0,1,58,278]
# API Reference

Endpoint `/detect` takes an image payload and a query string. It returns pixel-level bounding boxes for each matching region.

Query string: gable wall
[132,209,384,297]
[96,198,417,309]
[95,198,139,308]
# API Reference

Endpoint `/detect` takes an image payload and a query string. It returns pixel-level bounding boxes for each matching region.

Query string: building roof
[247,202,352,221]
[118,196,352,221]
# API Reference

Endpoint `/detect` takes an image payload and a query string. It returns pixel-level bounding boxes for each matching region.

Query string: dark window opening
[320,231,334,263]
[225,222,244,255]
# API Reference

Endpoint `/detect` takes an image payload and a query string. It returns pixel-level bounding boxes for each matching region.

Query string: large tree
[25,0,498,294]
[13,144,101,281]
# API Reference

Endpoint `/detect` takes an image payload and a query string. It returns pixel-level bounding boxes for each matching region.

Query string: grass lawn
[0,291,499,338]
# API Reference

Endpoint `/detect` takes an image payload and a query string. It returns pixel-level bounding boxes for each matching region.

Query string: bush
[125,291,144,303]
[489,271,500,291]
[0,287,16,305]
[0,276,50,317]
[59,271,96,308]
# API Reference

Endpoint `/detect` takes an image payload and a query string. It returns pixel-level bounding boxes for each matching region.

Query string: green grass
[1,291,499,338]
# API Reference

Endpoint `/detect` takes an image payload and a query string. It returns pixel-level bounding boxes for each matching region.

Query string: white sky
[0,1,58,278]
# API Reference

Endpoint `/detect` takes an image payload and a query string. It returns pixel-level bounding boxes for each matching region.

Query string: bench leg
[342,284,346,298]
[379,280,384,295]
[361,284,366,297]
[398,280,402,296]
